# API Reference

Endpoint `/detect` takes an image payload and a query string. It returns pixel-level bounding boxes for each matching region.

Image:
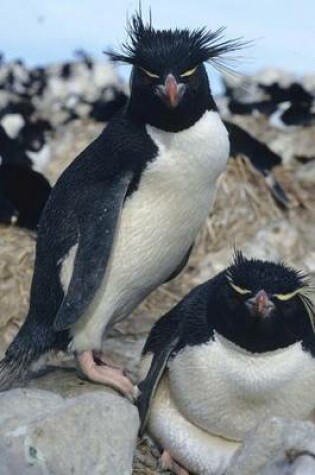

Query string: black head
[106,12,245,131]
[212,252,315,353]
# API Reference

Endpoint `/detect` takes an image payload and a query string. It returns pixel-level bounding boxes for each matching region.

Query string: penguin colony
[0,51,128,229]
[225,76,315,129]
[2,34,315,229]
[0,12,314,475]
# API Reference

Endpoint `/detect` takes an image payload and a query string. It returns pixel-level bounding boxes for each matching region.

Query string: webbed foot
[76,350,138,401]
[159,450,190,475]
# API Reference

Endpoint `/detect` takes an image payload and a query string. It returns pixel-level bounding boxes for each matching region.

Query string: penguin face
[106,12,244,131]
[128,63,212,130]
[213,253,314,352]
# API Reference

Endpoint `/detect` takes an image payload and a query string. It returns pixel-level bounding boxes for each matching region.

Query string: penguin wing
[138,331,181,435]
[137,306,184,434]
[53,170,133,331]
[164,244,194,283]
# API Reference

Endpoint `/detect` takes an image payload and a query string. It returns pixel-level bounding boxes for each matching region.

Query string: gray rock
[228,418,315,475]
[296,161,315,186]
[0,382,139,475]
[192,220,302,286]
[192,248,233,285]
[242,220,300,262]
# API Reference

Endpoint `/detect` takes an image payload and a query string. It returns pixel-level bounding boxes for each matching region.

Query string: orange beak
[156,74,186,108]
[246,290,275,318]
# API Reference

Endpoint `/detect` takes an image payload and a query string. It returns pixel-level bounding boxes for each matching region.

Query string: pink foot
[77,350,137,401]
[160,450,190,475]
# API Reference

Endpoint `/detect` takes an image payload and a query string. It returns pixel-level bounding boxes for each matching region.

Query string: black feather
[228,251,308,295]
[105,12,246,73]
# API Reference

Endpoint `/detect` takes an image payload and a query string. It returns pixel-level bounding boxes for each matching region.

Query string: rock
[296,161,315,186]
[301,251,315,278]
[304,74,315,95]
[193,220,302,285]
[242,220,301,262]
[192,248,233,285]
[0,377,139,475]
[227,418,315,475]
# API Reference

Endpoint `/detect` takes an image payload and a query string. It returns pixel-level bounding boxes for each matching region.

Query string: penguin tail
[0,320,61,392]
[0,354,27,391]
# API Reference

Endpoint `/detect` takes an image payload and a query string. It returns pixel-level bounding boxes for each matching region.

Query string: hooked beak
[156,74,187,108]
[245,290,275,318]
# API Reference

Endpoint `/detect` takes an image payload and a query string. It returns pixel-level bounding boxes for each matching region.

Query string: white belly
[169,333,315,440]
[71,110,229,351]
[148,375,239,475]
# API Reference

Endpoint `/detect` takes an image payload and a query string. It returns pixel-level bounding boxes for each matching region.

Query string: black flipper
[224,120,290,208]
[54,171,133,331]
[137,302,185,435]
[164,245,194,283]
[138,332,181,436]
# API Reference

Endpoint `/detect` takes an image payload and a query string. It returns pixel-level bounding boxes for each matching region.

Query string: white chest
[144,109,229,193]
[169,334,315,440]
[108,110,229,290]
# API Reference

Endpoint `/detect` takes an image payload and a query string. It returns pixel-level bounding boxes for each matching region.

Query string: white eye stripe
[229,282,251,295]
[140,68,159,78]
[180,66,198,78]
[274,290,301,301]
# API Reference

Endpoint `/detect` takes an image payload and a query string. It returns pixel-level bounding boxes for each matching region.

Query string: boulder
[228,418,315,475]
[0,371,139,475]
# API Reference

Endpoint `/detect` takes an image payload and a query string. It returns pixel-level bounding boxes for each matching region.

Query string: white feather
[268,102,291,130]
[58,244,78,293]
[1,114,25,138]
[26,144,51,172]
[148,375,239,475]
[146,333,315,473]
[168,333,315,440]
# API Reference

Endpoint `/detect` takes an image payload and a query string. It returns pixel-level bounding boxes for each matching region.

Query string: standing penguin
[0,13,243,398]
[138,253,315,475]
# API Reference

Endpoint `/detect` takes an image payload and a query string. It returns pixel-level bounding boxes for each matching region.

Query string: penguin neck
[125,89,218,133]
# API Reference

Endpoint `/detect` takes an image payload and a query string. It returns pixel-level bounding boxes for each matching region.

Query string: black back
[0,163,51,230]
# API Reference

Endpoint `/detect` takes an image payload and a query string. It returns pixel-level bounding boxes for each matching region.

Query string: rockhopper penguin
[138,252,315,475]
[0,13,243,398]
